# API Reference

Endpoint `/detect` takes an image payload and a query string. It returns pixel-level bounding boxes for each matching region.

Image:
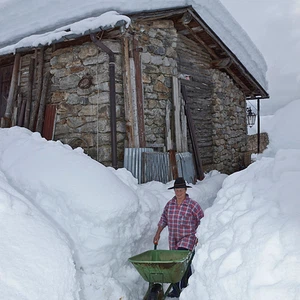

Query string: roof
[0,0,268,98]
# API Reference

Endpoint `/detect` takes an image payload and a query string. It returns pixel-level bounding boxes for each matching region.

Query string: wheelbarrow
[128,245,194,299]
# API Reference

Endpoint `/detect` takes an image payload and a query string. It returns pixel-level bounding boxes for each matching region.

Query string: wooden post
[133,37,146,147]
[122,36,135,147]
[23,57,35,128]
[129,57,140,147]
[169,149,178,179]
[1,53,21,128]
[11,86,20,126]
[36,71,51,133]
[29,47,44,131]
[257,98,260,153]
[17,93,25,127]
[173,76,182,152]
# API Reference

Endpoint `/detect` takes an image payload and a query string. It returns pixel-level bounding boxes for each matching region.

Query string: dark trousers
[174,247,192,292]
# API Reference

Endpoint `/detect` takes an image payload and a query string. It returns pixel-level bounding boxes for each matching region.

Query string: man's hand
[153,232,160,245]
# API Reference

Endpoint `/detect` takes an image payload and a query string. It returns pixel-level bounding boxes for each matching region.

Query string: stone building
[0,6,269,177]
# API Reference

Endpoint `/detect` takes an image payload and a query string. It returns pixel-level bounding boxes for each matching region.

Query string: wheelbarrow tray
[128,249,192,283]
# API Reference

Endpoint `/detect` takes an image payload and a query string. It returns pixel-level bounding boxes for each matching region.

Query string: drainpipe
[90,33,118,168]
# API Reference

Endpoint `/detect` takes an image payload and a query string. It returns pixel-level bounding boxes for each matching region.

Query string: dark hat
[168,177,192,189]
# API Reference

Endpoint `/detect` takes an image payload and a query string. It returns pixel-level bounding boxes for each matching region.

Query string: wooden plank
[129,58,140,147]
[17,93,25,127]
[29,47,44,131]
[1,53,21,128]
[23,56,35,128]
[165,100,173,150]
[36,71,51,133]
[173,76,182,152]
[180,87,188,152]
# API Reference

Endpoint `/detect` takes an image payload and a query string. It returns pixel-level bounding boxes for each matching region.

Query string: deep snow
[1,99,300,299]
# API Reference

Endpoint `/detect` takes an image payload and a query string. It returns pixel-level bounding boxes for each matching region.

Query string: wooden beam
[179,12,193,25]
[183,24,219,60]
[192,26,204,33]
[212,57,232,69]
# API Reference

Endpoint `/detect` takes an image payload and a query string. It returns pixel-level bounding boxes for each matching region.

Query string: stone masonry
[15,18,250,175]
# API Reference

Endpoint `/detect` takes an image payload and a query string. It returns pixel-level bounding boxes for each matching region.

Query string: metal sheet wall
[124,148,196,184]
[124,148,154,183]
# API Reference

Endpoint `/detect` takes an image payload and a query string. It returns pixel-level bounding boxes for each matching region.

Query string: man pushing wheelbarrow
[129,177,204,299]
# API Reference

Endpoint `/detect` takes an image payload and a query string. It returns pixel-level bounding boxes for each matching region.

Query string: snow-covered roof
[0,0,268,92]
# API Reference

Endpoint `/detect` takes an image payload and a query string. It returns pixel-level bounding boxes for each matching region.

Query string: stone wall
[136,20,178,146]
[49,41,126,166]
[247,132,269,153]
[210,70,247,174]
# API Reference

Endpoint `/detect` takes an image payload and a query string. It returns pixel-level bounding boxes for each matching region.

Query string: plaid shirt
[158,194,204,250]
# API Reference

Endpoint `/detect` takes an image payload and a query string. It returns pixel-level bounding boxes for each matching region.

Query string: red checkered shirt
[158,194,204,250]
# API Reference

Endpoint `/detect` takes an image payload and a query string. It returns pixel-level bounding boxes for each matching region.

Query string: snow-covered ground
[1,99,300,300]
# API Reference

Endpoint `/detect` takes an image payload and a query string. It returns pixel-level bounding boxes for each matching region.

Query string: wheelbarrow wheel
[147,283,163,300]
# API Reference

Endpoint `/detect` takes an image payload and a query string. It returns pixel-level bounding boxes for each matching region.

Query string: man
[153,177,204,298]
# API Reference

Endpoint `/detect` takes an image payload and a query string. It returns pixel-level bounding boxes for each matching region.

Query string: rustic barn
[0,6,269,179]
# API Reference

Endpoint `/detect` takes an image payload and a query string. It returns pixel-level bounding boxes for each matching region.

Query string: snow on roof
[0,0,268,91]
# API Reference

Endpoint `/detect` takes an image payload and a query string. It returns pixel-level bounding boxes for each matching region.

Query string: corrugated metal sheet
[124,148,196,184]
[176,152,196,184]
[142,152,171,184]
[124,148,153,183]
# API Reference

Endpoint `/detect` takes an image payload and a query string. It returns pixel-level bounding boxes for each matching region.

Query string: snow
[1,99,300,299]
[0,126,226,299]
[0,0,267,91]
[180,99,300,300]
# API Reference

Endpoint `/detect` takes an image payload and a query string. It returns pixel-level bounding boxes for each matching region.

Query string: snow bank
[0,170,78,300]
[181,99,300,300]
[264,99,300,154]
[0,127,225,299]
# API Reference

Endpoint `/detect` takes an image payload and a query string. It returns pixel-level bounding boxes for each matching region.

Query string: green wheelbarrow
[128,245,194,299]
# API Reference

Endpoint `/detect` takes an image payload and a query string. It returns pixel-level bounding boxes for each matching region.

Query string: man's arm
[153,225,165,245]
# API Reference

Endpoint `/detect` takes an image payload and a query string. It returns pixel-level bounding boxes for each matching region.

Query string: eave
[129,6,269,99]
